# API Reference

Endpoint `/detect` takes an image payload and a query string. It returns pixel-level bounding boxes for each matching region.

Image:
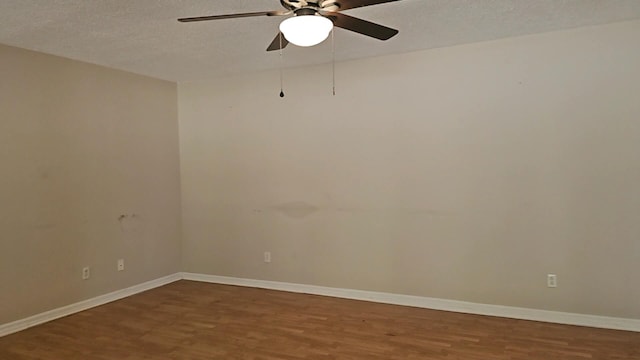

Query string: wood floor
[1,280,639,359]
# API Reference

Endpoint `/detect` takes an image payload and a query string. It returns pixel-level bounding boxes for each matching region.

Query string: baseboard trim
[4,272,638,336]
[0,273,182,337]
[182,272,640,333]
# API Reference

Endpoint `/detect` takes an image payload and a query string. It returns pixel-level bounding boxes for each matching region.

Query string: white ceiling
[1,0,640,82]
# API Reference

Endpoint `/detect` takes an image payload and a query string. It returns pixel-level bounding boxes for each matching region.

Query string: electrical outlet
[264,251,271,263]
[82,267,90,280]
[547,274,557,288]
[117,259,125,271]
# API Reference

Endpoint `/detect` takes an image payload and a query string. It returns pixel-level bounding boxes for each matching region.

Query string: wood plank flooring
[1,280,639,359]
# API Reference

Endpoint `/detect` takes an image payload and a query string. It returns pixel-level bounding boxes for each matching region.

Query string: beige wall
[0,45,181,324]
[179,20,640,319]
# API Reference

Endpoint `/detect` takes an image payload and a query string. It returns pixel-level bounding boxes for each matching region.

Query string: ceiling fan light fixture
[279,14,333,47]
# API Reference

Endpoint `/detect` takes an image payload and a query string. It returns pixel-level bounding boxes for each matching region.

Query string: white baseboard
[0,273,182,337]
[4,272,638,337]
[182,272,640,333]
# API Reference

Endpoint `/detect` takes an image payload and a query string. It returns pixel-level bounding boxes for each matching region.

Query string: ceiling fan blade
[336,0,401,11]
[322,12,398,40]
[178,10,288,23]
[266,32,290,51]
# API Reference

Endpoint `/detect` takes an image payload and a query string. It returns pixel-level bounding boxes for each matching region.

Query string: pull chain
[331,27,336,96]
[279,32,285,98]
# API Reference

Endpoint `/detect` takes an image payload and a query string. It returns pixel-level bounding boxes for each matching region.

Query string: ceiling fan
[178,0,401,51]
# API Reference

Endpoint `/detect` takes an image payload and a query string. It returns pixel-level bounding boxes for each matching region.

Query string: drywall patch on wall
[117,213,143,234]
[271,201,320,219]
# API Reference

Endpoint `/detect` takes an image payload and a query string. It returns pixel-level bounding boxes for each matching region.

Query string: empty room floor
[1,280,638,359]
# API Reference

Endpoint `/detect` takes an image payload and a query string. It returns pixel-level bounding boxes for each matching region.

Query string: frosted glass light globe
[279,15,333,47]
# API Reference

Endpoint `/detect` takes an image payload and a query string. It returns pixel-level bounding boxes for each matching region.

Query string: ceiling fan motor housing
[294,8,320,16]
[280,0,340,12]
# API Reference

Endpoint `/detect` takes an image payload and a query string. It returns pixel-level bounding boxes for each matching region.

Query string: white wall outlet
[547,274,558,288]
[117,259,125,271]
[82,267,90,280]
[264,251,271,263]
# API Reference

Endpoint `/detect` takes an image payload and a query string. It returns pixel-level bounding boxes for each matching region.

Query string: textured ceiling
[1,0,640,82]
